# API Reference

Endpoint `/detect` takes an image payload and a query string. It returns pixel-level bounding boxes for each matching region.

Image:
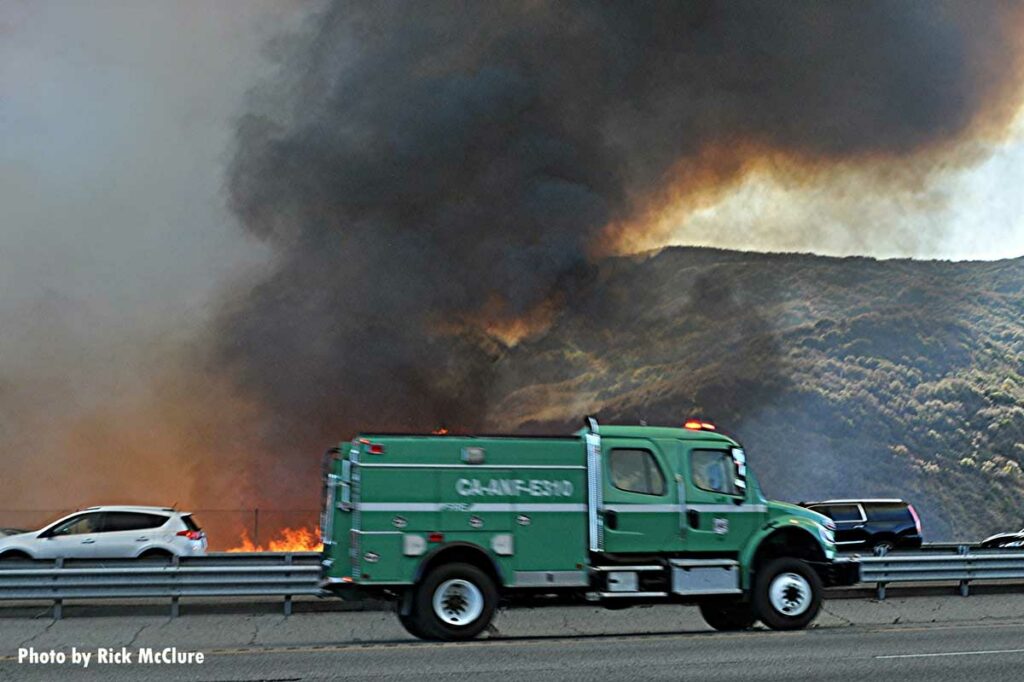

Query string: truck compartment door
[670,558,741,596]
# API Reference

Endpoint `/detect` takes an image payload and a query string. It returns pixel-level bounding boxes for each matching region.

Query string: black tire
[753,558,822,631]
[396,597,427,640]
[410,562,498,641]
[870,539,895,555]
[138,549,173,560]
[0,551,31,562]
[698,600,757,631]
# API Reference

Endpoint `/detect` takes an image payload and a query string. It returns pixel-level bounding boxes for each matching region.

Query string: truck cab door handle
[604,510,618,530]
[81,538,96,544]
[687,509,700,529]
[135,537,149,542]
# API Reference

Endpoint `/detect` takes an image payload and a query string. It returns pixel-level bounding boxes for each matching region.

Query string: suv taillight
[908,504,922,534]
[177,530,203,541]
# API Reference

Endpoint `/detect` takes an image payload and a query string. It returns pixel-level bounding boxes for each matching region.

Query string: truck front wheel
[698,599,757,631]
[753,558,822,630]
[411,562,498,641]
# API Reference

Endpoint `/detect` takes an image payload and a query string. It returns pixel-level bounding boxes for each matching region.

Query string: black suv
[800,499,923,553]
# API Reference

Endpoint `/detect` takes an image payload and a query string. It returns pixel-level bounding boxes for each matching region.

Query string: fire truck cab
[320,419,855,640]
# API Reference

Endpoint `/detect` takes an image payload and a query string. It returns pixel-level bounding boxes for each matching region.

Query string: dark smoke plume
[217,0,1024,482]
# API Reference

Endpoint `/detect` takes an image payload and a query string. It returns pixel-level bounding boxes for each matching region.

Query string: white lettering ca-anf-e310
[456,478,573,497]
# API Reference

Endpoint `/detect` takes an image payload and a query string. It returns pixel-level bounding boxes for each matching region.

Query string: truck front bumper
[815,558,860,587]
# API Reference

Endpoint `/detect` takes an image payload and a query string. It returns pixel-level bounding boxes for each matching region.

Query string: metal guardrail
[0,552,321,619]
[3,547,1024,618]
[857,547,1024,600]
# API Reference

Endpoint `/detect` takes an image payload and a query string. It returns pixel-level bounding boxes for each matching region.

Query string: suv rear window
[182,515,200,531]
[865,502,911,523]
[103,512,169,532]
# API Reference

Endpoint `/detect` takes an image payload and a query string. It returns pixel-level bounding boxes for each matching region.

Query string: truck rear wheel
[411,562,498,641]
[698,600,757,631]
[753,558,822,630]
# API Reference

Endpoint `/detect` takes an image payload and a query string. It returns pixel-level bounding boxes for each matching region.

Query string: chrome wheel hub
[432,578,484,626]
[768,572,811,617]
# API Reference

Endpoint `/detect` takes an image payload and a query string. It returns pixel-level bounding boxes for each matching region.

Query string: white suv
[0,506,208,560]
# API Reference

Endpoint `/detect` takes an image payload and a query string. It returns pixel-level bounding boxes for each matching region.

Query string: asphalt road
[4,619,1024,681]
[3,595,1024,681]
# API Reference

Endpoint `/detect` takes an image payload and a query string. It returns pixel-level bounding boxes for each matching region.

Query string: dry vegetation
[492,247,1024,541]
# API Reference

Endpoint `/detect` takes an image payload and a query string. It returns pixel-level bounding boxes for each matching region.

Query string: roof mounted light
[684,420,716,431]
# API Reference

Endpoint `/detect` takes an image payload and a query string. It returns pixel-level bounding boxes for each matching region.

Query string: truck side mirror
[731,448,747,496]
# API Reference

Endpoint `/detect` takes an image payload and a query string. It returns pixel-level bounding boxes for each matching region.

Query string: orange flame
[226,526,323,553]
[432,293,562,347]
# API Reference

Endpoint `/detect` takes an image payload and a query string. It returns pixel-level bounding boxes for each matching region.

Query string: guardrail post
[52,558,64,620]
[283,553,293,617]
[170,554,180,618]
[958,545,970,597]
[876,582,886,601]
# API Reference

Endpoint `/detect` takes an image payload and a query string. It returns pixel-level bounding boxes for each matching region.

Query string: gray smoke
[217,0,1024,474]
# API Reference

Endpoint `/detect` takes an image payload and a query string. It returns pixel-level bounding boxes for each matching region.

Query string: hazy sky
[1,0,1022,342]
[0,1,304,332]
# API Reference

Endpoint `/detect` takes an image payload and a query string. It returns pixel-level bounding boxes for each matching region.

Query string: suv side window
[817,504,863,523]
[690,450,739,496]
[103,513,169,532]
[48,513,103,536]
[610,449,666,496]
[865,503,910,523]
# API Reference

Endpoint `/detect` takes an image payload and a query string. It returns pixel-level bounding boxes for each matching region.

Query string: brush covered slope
[491,247,1024,542]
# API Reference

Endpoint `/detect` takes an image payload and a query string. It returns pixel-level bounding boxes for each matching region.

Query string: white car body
[0,506,207,560]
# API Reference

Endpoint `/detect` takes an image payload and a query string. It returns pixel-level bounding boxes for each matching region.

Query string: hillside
[490,248,1024,542]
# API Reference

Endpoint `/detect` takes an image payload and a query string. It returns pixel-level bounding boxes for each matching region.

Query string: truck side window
[610,449,665,496]
[690,450,738,496]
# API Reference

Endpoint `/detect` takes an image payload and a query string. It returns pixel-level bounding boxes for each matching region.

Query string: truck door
[683,446,764,554]
[600,438,679,554]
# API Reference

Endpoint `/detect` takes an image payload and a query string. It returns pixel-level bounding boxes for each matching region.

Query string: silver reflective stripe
[605,504,679,513]
[515,570,590,588]
[506,503,586,512]
[601,503,768,514]
[586,432,603,552]
[356,463,584,470]
[359,503,438,512]
[687,503,767,513]
[321,474,338,544]
[356,502,585,513]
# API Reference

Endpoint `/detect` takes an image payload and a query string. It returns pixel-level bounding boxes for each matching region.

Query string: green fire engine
[320,419,856,640]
